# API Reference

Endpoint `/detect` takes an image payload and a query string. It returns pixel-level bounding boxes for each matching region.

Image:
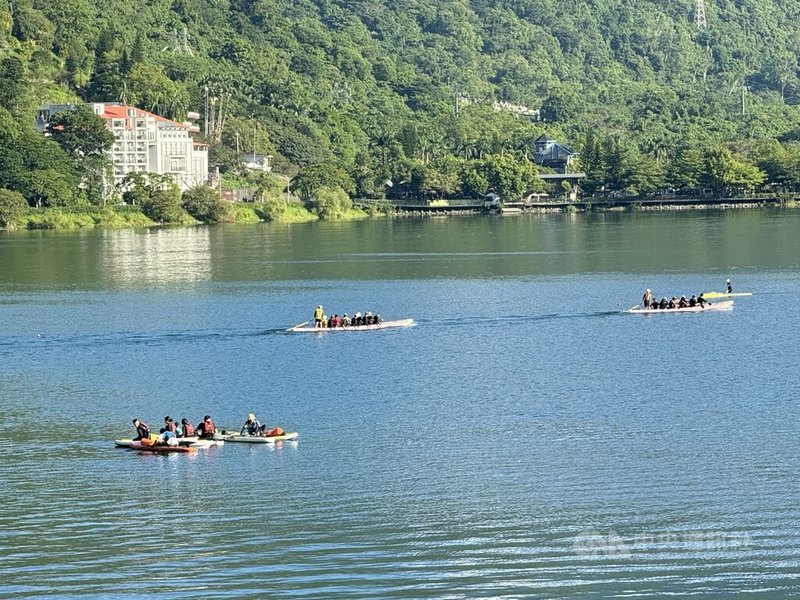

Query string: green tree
[182,185,234,223]
[0,189,28,226]
[48,106,114,158]
[310,185,352,219]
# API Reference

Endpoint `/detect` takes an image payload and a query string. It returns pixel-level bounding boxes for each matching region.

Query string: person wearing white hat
[241,413,261,436]
[642,288,653,309]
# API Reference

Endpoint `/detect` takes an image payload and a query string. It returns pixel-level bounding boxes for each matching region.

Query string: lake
[1,209,800,598]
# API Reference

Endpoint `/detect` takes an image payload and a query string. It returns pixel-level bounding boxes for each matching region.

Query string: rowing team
[641,290,710,310]
[314,305,382,328]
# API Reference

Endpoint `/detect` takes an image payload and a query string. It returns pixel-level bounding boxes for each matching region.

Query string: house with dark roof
[533,135,578,173]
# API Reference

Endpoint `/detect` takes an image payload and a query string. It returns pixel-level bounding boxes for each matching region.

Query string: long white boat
[287,318,414,332]
[627,300,734,314]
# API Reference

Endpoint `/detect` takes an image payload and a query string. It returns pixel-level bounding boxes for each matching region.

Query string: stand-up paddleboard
[701,292,752,299]
[129,440,196,453]
[115,436,219,448]
[222,432,299,443]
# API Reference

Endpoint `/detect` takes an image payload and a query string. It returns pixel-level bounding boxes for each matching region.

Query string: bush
[182,185,234,223]
[309,186,352,219]
[141,188,192,224]
[0,189,28,227]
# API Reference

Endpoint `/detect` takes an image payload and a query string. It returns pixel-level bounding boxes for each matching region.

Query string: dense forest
[3,0,800,210]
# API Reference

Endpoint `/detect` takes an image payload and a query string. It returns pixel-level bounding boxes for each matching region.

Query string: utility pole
[235,131,240,166]
[694,0,707,30]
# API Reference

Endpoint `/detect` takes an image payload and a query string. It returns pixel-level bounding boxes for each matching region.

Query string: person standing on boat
[642,289,652,309]
[726,279,733,293]
[132,419,151,441]
[314,305,324,328]
[240,413,261,436]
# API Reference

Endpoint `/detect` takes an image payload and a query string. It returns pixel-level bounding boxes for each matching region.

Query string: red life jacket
[201,419,216,436]
[182,422,195,436]
[166,421,177,433]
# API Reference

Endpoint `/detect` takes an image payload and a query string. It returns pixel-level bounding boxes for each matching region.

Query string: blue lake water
[1,210,800,598]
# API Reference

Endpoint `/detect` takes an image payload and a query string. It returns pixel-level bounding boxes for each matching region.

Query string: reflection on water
[100,228,213,287]
[1,211,800,597]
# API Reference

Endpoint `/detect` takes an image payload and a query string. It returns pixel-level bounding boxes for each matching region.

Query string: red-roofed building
[37,103,209,191]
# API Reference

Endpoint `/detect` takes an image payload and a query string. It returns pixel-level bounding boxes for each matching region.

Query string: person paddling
[726,278,733,293]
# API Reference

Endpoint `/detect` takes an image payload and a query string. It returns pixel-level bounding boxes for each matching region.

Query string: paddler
[726,278,733,293]
[642,289,652,309]
[698,293,709,307]
[240,413,261,436]
[314,305,324,328]
[196,415,217,439]
[132,418,151,441]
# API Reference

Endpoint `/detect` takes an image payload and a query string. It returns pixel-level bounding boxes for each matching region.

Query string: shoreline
[1,197,795,232]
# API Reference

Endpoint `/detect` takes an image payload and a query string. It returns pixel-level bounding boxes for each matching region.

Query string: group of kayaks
[115,431,299,454]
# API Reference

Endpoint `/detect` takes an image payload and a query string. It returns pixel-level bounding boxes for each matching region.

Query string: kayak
[702,292,752,299]
[287,319,414,332]
[627,300,734,314]
[222,432,299,443]
[129,440,196,453]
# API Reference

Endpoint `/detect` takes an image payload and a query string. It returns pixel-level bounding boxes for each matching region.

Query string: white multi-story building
[36,103,209,191]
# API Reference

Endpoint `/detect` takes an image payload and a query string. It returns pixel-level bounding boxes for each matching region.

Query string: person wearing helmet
[314,305,324,328]
[726,278,732,293]
[240,413,261,436]
[642,289,653,309]
[678,295,688,308]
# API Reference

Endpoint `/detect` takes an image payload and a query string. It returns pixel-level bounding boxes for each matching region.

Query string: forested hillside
[3,0,800,206]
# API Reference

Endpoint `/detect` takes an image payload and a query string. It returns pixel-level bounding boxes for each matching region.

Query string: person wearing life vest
[132,419,150,441]
[314,305,324,328]
[164,416,177,434]
[240,413,261,436]
[180,418,195,437]
[196,415,217,439]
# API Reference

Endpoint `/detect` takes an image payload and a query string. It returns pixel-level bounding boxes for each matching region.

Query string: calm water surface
[1,210,800,598]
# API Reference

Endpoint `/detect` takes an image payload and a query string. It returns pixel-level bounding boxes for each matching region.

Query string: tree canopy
[1,0,799,205]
